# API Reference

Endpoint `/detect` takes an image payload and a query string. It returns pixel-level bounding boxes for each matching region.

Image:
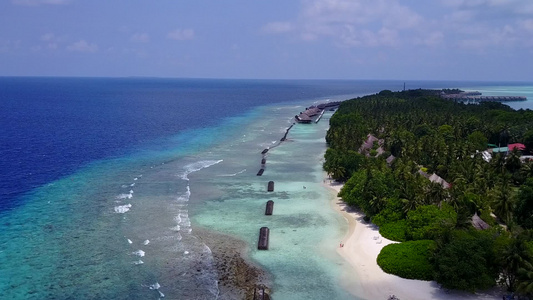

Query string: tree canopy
[325,89,533,294]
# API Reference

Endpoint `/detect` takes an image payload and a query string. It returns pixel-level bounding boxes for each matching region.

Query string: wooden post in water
[258,227,270,250]
[267,181,274,192]
[257,169,264,176]
[265,200,274,215]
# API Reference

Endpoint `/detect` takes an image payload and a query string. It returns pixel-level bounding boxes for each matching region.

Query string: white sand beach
[325,178,503,300]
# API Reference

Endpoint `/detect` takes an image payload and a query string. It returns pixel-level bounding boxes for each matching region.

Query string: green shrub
[479,209,497,227]
[433,230,497,291]
[377,240,436,281]
[406,204,457,241]
[378,220,408,242]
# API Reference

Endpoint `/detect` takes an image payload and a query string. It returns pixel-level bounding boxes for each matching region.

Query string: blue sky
[1,0,532,81]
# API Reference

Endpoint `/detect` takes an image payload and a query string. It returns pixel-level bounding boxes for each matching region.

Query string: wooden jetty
[315,110,325,123]
[441,93,527,102]
[267,181,274,192]
[265,200,274,215]
[317,101,342,110]
[295,102,342,123]
[257,169,265,176]
[258,227,270,250]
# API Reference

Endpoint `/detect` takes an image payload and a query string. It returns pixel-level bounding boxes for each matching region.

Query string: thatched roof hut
[295,113,312,123]
[428,173,451,189]
[471,213,490,230]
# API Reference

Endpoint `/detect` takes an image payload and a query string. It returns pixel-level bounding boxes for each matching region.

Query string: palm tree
[517,267,533,297]
[331,165,346,181]
[491,179,515,225]
[425,181,448,206]
[499,235,533,292]
[520,161,533,179]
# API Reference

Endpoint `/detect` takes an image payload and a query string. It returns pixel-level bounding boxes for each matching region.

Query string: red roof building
[508,143,526,151]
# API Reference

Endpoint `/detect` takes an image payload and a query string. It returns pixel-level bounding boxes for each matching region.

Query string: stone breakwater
[194,227,272,300]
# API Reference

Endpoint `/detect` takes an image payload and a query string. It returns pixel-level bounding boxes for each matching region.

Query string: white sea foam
[178,160,223,180]
[132,250,145,257]
[132,260,144,265]
[130,183,135,187]
[134,177,138,181]
[149,282,161,290]
[121,184,128,188]
[143,239,150,245]
[155,234,181,242]
[177,213,191,227]
[184,251,189,255]
[218,169,246,177]
[176,186,191,202]
[129,189,134,194]
[127,239,133,244]
[116,193,133,200]
[114,204,132,213]
[148,282,165,297]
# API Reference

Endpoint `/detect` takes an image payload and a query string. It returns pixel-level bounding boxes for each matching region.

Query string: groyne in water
[257,124,295,176]
[265,200,274,215]
[258,227,270,250]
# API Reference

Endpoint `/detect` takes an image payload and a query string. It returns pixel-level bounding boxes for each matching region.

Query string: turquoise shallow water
[192,103,355,300]
[0,94,357,300]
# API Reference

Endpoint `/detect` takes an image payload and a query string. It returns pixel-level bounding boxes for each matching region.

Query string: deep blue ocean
[0,77,396,210]
[1,78,531,299]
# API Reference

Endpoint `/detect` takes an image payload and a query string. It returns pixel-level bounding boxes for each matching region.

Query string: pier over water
[441,91,527,102]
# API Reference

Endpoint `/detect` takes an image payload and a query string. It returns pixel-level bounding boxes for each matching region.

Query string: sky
[1,0,533,81]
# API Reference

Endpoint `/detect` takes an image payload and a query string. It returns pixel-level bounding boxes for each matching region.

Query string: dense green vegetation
[377,240,436,281]
[325,89,533,296]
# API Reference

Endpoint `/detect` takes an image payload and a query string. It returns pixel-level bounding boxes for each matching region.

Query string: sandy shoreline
[324,177,503,300]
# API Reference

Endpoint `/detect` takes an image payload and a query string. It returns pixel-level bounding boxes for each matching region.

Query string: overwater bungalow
[295,113,312,123]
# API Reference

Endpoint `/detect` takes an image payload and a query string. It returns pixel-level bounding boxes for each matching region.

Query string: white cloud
[414,31,444,47]
[442,0,533,13]
[439,0,533,50]
[262,22,293,34]
[130,33,150,43]
[12,0,70,6]
[294,0,423,47]
[521,19,533,32]
[40,33,61,49]
[167,29,195,41]
[40,33,55,41]
[66,40,98,53]
[0,39,21,53]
